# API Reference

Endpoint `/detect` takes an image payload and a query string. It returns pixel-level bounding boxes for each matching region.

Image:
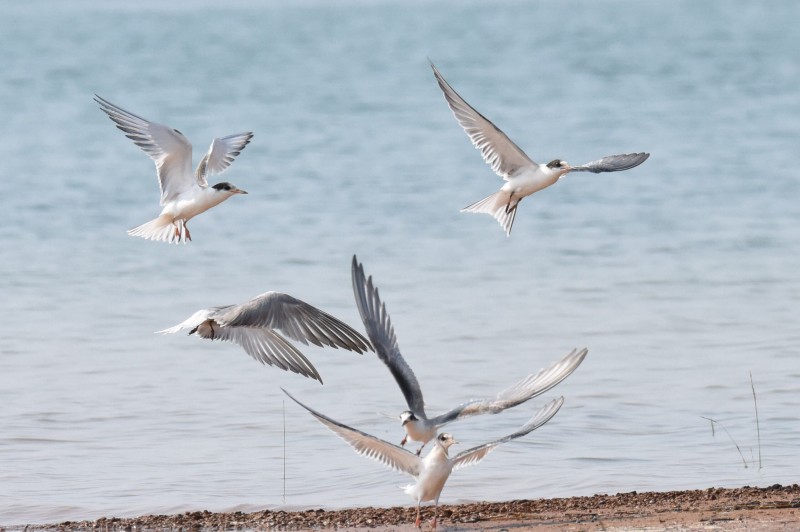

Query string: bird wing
[429,348,586,426]
[282,388,422,477]
[156,307,322,382]
[211,326,322,382]
[94,94,196,205]
[430,62,536,180]
[451,396,564,471]
[569,152,650,173]
[194,132,254,187]
[213,292,372,353]
[351,256,427,418]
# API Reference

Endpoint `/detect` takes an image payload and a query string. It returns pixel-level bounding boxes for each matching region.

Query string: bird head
[212,182,248,195]
[435,433,458,451]
[546,159,571,172]
[400,411,418,426]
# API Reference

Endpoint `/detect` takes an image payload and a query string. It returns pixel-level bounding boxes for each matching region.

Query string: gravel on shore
[14,484,800,531]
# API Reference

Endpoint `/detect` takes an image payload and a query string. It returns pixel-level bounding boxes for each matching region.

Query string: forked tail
[461,190,517,237]
[127,216,189,244]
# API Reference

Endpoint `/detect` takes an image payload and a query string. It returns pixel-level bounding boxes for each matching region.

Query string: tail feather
[127,216,188,244]
[461,190,517,237]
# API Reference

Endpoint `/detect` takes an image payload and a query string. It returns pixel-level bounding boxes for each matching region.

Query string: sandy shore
[14,484,800,531]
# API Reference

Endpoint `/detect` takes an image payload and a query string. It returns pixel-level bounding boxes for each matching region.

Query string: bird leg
[432,504,438,530]
[415,442,426,456]
[400,435,408,446]
[184,223,192,242]
[415,501,421,528]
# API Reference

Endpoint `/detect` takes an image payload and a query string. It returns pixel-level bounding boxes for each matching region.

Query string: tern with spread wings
[430,62,649,236]
[95,95,251,244]
[352,255,586,454]
[284,388,563,530]
[159,292,372,383]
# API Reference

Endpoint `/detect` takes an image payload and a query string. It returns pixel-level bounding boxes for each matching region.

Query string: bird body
[95,95,251,243]
[158,291,372,383]
[283,388,564,529]
[352,256,587,454]
[430,62,649,236]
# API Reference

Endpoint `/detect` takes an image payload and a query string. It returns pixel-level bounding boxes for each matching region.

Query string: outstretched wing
[157,307,322,382]
[352,256,427,418]
[214,292,372,354]
[429,348,586,426]
[94,94,196,205]
[451,396,564,471]
[195,132,254,187]
[430,62,536,180]
[283,388,422,477]
[569,152,649,173]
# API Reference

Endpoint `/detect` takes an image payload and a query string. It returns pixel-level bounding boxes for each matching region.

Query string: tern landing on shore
[158,292,372,383]
[352,255,586,454]
[284,388,563,530]
[95,95,251,244]
[430,62,649,236]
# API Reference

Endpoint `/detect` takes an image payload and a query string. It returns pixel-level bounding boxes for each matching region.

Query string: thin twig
[283,398,286,504]
[701,416,748,468]
[750,372,762,470]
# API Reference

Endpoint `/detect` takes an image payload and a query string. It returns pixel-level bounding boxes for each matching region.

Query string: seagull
[430,62,650,236]
[158,291,372,383]
[284,388,563,530]
[95,95,252,244]
[352,255,586,454]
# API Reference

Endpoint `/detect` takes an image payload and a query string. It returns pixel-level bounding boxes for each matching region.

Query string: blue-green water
[1,0,799,525]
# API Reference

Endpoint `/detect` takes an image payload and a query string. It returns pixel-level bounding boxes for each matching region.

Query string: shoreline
[11,484,800,531]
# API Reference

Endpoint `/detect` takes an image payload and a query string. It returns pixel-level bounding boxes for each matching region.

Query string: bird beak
[234,188,248,195]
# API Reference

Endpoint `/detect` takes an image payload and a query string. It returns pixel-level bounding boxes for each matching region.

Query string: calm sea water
[1,0,799,526]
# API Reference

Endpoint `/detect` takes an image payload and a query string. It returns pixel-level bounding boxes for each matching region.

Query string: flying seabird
[284,388,563,530]
[430,62,649,236]
[158,291,372,383]
[95,94,251,244]
[352,255,586,454]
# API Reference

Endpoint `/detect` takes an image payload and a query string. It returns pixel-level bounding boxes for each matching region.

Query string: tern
[95,95,251,244]
[352,255,586,454]
[158,291,372,383]
[430,62,650,236]
[284,388,564,530]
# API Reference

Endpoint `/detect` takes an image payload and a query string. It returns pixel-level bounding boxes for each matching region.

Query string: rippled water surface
[1,0,799,526]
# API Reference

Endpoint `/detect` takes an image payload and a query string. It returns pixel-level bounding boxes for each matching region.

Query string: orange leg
[415,501,421,528]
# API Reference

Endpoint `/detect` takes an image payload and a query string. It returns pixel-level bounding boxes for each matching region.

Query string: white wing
[156,308,216,335]
[195,132,254,186]
[429,348,586,426]
[94,94,196,205]
[451,396,564,471]
[430,62,536,180]
[570,152,650,173]
[283,388,422,477]
[213,292,372,354]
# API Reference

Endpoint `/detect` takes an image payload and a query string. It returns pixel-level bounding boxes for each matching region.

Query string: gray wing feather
[94,94,195,205]
[570,152,649,173]
[195,132,254,186]
[430,62,536,180]
[451,396,564,471]
[429,348,586,426]
[214,292,372,354]
[213,326,322,382]
[282,388,422,477]
[352,256,427,418]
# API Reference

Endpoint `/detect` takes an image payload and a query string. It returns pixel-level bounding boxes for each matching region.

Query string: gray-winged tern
[159,292,372,383]
[352,255,586,454]
[284,388,563,530]
[430,62,649,236]
[95,95,251,244]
